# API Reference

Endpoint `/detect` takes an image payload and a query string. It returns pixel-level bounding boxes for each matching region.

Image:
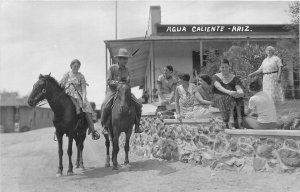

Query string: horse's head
[115,81,131,112]
[28,74,51,106]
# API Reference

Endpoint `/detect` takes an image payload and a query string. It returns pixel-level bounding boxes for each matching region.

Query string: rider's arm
[107,66,118,87]
[126,69,130,83]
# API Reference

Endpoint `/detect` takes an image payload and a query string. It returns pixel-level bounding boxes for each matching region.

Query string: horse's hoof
[80,165,85,170]
[75,165,80,168]
[123,163,131,169]
[56,172,62,177]
[112,166,118,171]
[67,171,73,176]
[105,163,110,168]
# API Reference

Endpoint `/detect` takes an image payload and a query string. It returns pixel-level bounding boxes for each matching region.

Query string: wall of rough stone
[125,117,300,173]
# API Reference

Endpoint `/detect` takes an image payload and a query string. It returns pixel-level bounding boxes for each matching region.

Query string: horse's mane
[43,75,64,91]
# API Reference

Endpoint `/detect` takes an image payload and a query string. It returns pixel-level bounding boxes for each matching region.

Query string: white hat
[114,48,132,58]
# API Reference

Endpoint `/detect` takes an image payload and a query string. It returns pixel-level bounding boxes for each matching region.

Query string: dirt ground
[1,126,300,192]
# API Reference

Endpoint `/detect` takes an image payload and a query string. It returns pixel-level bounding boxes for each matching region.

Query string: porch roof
[104,32,295,88]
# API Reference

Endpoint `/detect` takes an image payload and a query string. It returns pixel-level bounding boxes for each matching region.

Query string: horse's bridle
[34,77,67,107]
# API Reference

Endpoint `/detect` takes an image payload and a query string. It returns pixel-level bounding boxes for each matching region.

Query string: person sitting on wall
[243,78,279,129]
[157,65,177,105]
[175,73,212,121]
[195,74,213,103]
[212,59,244,129]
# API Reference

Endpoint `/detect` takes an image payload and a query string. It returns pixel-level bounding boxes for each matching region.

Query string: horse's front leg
[112,131,120,170]
[76,145,80,168]
[67,135,74,175]
[104,134,110,167]
[124,130,132,165]
[78,135,85,170]
[56,132,63,177]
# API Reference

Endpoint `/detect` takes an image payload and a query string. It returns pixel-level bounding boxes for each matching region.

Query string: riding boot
[101,100,113,135]
[85,113,100,140]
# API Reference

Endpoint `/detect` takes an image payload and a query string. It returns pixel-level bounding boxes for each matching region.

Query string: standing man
[157,65,177,104]
[101,48,143,135]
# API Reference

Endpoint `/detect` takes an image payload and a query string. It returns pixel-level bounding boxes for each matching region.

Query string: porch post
[105,45,108,92]
[200,40,203,68]
[151,41,156,103]
[152,41,156,90]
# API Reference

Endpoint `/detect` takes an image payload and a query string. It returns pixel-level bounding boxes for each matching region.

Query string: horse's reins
[36,79,71,107]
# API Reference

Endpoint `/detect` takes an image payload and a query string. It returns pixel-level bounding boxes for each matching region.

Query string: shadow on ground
[70,159,177,180]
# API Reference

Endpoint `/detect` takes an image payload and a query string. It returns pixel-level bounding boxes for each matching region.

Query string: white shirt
[248,91,277,123]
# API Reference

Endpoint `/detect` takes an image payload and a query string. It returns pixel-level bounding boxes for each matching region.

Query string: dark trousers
[101,92,142,128]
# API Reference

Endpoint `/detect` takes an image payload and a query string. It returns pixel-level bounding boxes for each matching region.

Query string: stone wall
[126,116,300,173]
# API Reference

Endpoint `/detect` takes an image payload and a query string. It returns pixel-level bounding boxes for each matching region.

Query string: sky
[0,0,293,108]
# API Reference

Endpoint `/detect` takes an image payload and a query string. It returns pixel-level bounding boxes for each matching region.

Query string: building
[0,92,54,133]
[104,6,299,102]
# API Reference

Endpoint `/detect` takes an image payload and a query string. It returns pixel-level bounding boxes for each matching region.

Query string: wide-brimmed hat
[114,48,132,58]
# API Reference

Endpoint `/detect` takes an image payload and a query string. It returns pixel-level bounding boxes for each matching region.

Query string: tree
[288,1,299,24]
[222,42,299,99]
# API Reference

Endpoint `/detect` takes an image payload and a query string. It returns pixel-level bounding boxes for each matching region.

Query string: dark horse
[28,74,88,177]
[103,82,136,170]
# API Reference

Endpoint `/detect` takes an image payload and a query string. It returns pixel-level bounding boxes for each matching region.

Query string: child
[243,79,279,129]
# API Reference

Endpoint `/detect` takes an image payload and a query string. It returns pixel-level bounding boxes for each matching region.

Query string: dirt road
[1,126,300,192]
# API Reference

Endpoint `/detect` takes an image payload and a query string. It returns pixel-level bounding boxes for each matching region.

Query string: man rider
[101,48,143,135]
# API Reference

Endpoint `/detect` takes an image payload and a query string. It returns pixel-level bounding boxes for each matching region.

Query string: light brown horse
[104,82,136,170]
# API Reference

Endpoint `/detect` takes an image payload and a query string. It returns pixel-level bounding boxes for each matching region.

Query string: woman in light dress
[175,74,212,120]
[60,59,100,140]
[248,46,284,104]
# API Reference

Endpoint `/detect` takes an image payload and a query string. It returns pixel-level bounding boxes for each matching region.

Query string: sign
[157,24,291,35]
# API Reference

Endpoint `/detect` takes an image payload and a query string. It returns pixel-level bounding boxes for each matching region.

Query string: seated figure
[243,79,279,129]
[175,73,213,120]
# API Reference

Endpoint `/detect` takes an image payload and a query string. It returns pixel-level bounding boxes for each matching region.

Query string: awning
[105,40,151,88]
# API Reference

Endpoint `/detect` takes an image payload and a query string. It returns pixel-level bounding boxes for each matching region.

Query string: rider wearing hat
[101,48,143,135]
